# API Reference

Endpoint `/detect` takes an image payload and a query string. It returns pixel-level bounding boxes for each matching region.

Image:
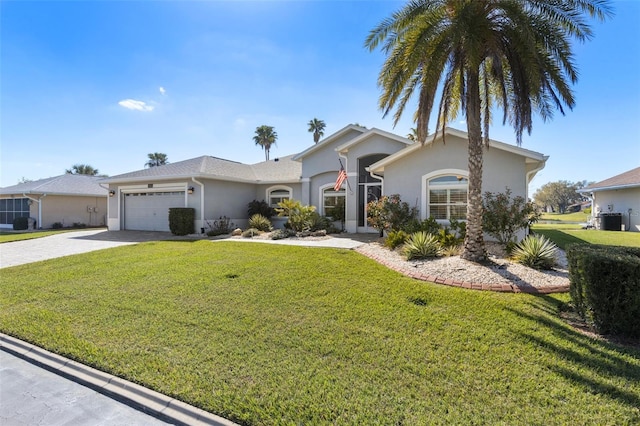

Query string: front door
[356,154,386,233]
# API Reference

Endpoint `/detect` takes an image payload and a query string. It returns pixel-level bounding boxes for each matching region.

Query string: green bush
[511,234,558,270]
[567,244,640,337]
[276,199,316,232]
[248,200,275,219]
[242,228,262,238]
[385,230,409,250]
[12,216,29,231]
[51,222,63,229]
[169,208,195,236]
[404,231,442,260]
[248,214,272,232]
[308,213,333,232]
[583,207,592,215]
[367,194,417,235]
[416,216,441,235]
[206,216,236,236]
[483,188,540,246]
[329,197,345,230]
[270,229,296,240]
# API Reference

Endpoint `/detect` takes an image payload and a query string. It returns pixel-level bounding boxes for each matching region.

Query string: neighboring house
[102,125,548,233]
[578,167,640,232]
[0,174,108,229]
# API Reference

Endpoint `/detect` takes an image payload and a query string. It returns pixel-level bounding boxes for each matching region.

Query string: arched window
[427,175,468,220]
[267,186,292,208]
[322,187,345,217]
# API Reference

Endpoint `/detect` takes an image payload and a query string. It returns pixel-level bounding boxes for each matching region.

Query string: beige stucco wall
[592,187,640,232]
[39,195,107,229]
[381,135,529,221]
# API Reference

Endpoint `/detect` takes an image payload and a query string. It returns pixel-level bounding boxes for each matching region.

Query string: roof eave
[578,183,640,193]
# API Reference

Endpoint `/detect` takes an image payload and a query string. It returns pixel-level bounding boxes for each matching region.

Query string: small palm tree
[145,152,169,168]
[253,125,278,161]
[65,164,99,175]
[365,0,610,262]
[307,118,326,144]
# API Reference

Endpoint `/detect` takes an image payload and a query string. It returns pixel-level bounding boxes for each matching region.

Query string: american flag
[334,165,347,191]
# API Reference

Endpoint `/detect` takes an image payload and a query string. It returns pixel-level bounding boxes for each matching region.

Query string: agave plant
[249,214,272,232]
[512,235,558,270]
[404,231,442,261]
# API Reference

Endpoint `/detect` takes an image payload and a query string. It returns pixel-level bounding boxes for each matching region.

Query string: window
[323,187,345,216]
[428,175,468,220]
[268,187,291,208]
[0,198,30,225]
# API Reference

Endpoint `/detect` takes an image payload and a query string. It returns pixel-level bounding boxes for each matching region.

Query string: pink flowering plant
[482,188,540,246]
[367,194,417,236]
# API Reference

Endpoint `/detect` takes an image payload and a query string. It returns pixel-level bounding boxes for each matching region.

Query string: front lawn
[0,228,99,243]
[531,227,640,250]
[1,241,639,424]
[539,211,591,222]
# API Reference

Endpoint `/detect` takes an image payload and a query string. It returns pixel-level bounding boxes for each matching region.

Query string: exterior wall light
[109,190,116,197]
[187,186,195,194]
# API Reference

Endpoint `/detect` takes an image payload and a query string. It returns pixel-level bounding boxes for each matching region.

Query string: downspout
[23,193,45,229]
[191,177,205,228]
[368,170,384,193]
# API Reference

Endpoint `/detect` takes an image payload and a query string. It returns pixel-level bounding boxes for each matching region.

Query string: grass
[539,211,591,223]
[1,241,639,424]
[531,226,640,250]
[0,228,98,243]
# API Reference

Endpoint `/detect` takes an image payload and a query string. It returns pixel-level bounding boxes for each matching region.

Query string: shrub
[248,200,275,219]
[51,222,63,229]
[385,230,409,250]
[271,229,295,240]
[72,222,87,229]
[417,216,441,235]
[242,228,262,238]
[511,234,558,270]
[169,207,195,236]
[248,214,272,232]
[404,231,442,260]
[308,213,332,232]
[441,245,462,257]
[483,188,540,246]
[276,199,316,232]
[567,244,640,337]
[206,216,236,236]
[583,207,592,215]
[12,216,29,231]
[329,197,345,230]
[367,194,418,235]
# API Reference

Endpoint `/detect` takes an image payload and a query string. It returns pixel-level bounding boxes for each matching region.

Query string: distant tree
[533,180,584,213]
[145,152,169,168]
[307,118,326,144]
[253,125,278,161]
[66,164,99,176]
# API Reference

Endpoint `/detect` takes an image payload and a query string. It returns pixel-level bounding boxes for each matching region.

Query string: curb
[0,333,238,426]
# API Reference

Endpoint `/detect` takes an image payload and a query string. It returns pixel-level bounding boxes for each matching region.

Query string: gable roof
[335,127,413,153]
[579,166,640,192]
[291,124,367,161]
[0,174,108,197]
[103,155,301,184]
[367,127,548,173]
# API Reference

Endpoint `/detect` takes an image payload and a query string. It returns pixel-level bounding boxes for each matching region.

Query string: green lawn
[540,211,591,223]
[0,228,100,243]
[1,241,639,424]
[531,226,640,250]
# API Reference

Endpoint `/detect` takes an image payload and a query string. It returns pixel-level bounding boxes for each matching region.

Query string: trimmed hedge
[12,216,29,231]
[567,244,640,337]
[169,208,195,236]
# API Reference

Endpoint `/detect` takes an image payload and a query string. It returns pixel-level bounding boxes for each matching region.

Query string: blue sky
[1,0,638,196]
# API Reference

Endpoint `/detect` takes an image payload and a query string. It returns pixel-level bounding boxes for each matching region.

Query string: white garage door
[124,191,185,231]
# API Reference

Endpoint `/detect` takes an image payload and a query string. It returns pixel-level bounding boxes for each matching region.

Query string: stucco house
[102,125,548,233]
[578,166,640,232]
[0,174,108,229]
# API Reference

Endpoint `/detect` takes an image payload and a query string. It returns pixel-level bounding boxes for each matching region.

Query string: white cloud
[159,87,166,95]
[118,99,154,112]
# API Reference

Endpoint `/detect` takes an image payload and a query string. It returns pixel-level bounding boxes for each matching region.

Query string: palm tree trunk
[461,69,487,262]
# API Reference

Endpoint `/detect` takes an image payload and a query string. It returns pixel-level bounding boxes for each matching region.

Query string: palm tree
[145,152,169,168]
[406,127,418,141]
[253,125,278,161]
[65,164,99,175]
[365,0,610,262]
[307,118,326,144]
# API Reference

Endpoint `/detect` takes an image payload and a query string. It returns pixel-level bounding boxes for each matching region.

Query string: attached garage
[123,191,185,231]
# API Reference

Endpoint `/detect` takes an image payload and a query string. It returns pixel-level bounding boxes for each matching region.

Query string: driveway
[0,229,176,268]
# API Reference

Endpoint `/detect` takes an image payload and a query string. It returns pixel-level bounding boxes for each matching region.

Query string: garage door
[124,191,185,231]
